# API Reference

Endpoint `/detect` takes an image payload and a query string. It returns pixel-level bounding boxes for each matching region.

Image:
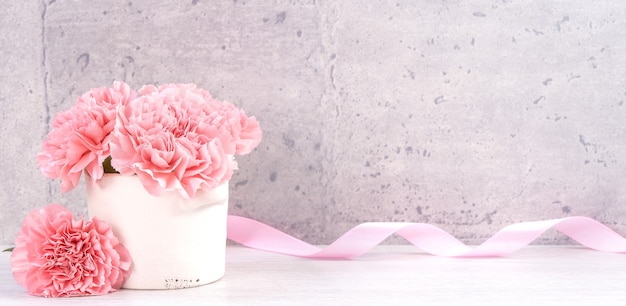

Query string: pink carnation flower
[37,81,136,192]
[138,83,262,155]
[10,204,132,297]
[111,83,250,199]
[227,107,262,155]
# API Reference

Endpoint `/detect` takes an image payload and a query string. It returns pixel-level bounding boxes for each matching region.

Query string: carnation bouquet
[37,81,261,199]
[10,81,262,296]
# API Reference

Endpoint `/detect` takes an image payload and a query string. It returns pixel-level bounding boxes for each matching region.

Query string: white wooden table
[1,245,625,305]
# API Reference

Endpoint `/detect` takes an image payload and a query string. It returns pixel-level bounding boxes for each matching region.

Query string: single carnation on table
[10,204,132,297]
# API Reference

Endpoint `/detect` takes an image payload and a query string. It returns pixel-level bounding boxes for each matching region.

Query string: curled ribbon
[226,216,626,258]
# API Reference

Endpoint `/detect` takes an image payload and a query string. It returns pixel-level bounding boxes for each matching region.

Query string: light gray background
[1,1,625,245]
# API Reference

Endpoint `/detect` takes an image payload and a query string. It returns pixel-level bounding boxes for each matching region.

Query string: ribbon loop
[227,216,626,258]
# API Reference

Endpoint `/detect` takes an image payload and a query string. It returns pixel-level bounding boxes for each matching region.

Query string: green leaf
[2,247,14,252]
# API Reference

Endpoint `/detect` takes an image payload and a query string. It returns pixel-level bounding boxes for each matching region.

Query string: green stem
[103,156,119,174]
[3,247,14,252]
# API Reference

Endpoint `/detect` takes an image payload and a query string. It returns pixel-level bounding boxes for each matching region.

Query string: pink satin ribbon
[226,216,626,258]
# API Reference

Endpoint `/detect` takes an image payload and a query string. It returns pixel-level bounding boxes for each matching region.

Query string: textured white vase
[86,174,228,289]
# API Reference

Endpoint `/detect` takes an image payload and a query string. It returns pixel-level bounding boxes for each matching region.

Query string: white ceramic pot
[86,174,229,289]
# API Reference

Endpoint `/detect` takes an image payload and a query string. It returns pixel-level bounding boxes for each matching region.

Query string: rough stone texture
[1,1,625,245]
[0,1,50,243]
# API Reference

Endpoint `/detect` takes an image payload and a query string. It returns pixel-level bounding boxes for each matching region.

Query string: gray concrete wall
[1,0,625,245]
